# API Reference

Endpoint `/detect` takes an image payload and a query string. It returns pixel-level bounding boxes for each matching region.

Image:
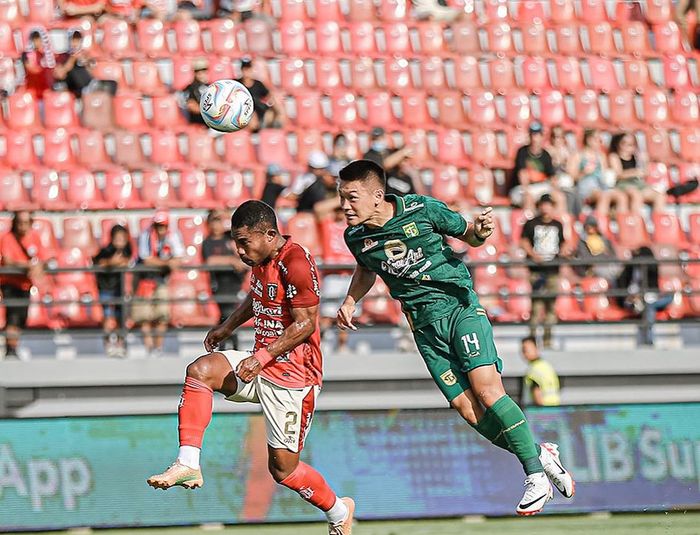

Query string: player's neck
[364,199,396,228]
[265,235,287,263]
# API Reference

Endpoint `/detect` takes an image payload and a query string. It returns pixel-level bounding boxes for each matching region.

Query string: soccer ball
[199,79,254,133]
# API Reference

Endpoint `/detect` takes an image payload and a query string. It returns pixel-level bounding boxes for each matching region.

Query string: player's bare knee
[186,355,218,383]
[474,386,502,408]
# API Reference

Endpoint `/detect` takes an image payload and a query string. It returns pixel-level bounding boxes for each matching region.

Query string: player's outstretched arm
[460,207,495,247]
[203,293,253,352]
[236,305,319,382]
[337,264,376,331]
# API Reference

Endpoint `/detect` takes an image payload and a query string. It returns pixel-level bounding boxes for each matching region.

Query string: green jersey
[344,194,479,329]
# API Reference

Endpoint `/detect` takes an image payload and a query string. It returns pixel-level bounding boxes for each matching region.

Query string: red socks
[280,462,337,511]
[178,377,213,448]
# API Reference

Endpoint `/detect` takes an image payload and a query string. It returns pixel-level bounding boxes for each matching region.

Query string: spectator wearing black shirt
[237,57,284,130]
[184,60,209,125]
[202,210,248,349]
[520,194,572,348]
[54,31,93,97]
[510,122,566,213]
[286,151,340,219]
[93,224,132,357]
[260,163,287,207]
[363,127,415,196]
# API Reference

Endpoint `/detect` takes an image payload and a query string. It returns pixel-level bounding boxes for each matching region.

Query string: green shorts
[413,305,503,403]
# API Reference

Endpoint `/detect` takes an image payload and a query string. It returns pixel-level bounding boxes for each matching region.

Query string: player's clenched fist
[474,207,495,239]
[336,299,357,331]
[236,356,262,383]
[203,325,232,353]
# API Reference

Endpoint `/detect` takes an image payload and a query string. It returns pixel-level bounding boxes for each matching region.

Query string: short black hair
[521,336,537,346]
[29,31,42,41]
[230,200,277,232]
[338,159,386,189]
[70,30,83,40]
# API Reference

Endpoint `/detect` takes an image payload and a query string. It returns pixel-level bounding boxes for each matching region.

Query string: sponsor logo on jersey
[252,299,282,317]
[362,238,379,252]
[251,275,263,297]
[402,222,420,238]
[440,370,457,386]
[267,283,278,300]
[286,283,298,299]
[382,243,425,277]
[383,239,407,260]
[404,202,424,213]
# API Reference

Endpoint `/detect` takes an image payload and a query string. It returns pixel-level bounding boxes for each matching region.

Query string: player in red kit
[147,201,355,535]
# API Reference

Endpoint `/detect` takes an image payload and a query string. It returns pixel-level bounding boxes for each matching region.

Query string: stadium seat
[113,93,148,131]
[172,19,203,55]
[420,56,446,93]
[678,127,700,163]
[381,23,410,55]
[689,213,700,246]
[42,128,76,169]
[360,278,401,325]
[554,57,583,92]
[467,90,497,125]
[150,94,188,131]
[313,0,341,20]
[53,247,99,296]
[645,161,671,193]
[616,213,650,250]
[222,129,257,167]
[581,276,629,321]
[350,57,377,92]
[552,24,582,56]
[243,18,273,54]
[65,168,108,210]
[487,57,515,95]
[314,58,342,92]
[467,167,496,206]
[538,89,567,126]
[502,89,531,127]
[103,169,146,209]
[641,88,669,126]
[6,91,40,131]
[416,22,445,54]
[452,55,482,94]
[169,278,219,327]
[347,22,377,55]
[653,21,682,54]
[32,168,69,210]
[277,0,306,21]
[430,165,464,203]
[608,89,637,127]
[99,18,134,58]
[293,91,325,128]
[586,56,618,93]
[319,216,355,265]
[136,18,167,57]
[501,128,530,163]
[314,21,342,56]
[658,277,685,320]
[27,0,54,23]
[485,22,513,56]
[91,60,126,87]
[329,91,360,128]
[185,130,218,169]
[279,58,306,93]
[516,0,546,23]
[521,56,548,94]
[207,18,236,55]
[278,20,307,55]
[623,59,650,93]
[141,169,184,208]
[0,170,33,210]
[550,0,575,23]
[437,90,468,128]
[645,127,673,162]
[585,22,615,55]
[383,57,412,93]
[62,217,97,256]
[178,167,218,208]
[295,129,324,167]
[436,129,468,166]
[645,0,673,24]
[0,22,17,58]
[76,130,110,170]
[257,129,294,168]
[555,278,592,321]
[131,61,166,96]
[470,130,503,168]
[574,89,601,127]
[177,215,205,259]
[4,130,38,169]
[503,279,532,322]
[347,0,374,21]
[469,243,504,283]
[663,55,690,90]
[401,90,432,128]
[402,128,431,162]
[149,130,182,167]
[113,131,146,169]
[519,23,547,56]
[670,89,699,126]
[43,91,78,129]
[450,22,480,55]
[363,91,396,128]
[214,170,250,208]
[32,217,59,253]
[170,57,195,91]
[619,22,651,57]
[81,91,115,132]
[652,213,690,249]
[377,0,407,21]
[285,212,323,257]
[0,57,16,98]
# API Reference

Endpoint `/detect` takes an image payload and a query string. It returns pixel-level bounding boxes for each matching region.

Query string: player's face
[231,226,275,266]
[338,180,382,226]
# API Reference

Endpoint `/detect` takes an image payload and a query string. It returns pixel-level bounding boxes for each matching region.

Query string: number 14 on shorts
[462,332,481,357]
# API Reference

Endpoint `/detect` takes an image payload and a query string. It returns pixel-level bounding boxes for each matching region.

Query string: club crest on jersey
[402,222,420,238]
[362,238,378,252]
[267,283,278,300]
[440,370,457,386]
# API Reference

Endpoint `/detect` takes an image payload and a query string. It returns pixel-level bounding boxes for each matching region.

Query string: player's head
[338,159,387,226]
[230,200,280,266]
[521,336,539,361]
[11,210,33,238]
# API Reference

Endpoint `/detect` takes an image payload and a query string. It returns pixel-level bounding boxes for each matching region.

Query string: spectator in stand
[22,30,56,99]
[675,0,700,49]
[546,125,577,214]
[520,194,572,348]
[260,164,287,207]
[133,210,184,357]
[93,224,132,358]
[363,127,421,197]
[58,0,105,17]
[412,0,465,22]
[184,59,208,126]
[329,133,351,176]
[54,31,93,98]
[520,336,560,407]
[217,0,271,21]
[510,122,566,214]
[103,0,143,20]
[574,216,623,283]
[568,129,628,216]
[0,211,54,359]
[237,57,284,131]
[608,133,665,214]
[286,151,340,219]
[202,210,248,350]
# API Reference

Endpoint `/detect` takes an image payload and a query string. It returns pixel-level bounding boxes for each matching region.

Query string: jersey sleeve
[423,196,468,237]
[282,247,321,308]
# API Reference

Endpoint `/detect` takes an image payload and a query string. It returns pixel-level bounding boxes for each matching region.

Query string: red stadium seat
[171,57,194,91]
[519,23,547,56]
[6,91,40,131]
[32,168,68,210]
[169,279,219,327]
[678,127,700,163]
[608,89,637,127]
[0,22,17,57]
[516,0,546,24]
[620,22,651,57]
[91,60,126,87]
[347,22,377,55]
[377,0,407,21]
[0,0,19,24]
[420,56,446,93]
[141,169,184,208]
[286,212,322,257]
[243,19,273,54]
[663,55,690,90]
[149,130,182,167]
[416,22,445,54]
[436,129,469,166]
[574,89,601,127]
[314,58,342,92]
[277,0,306,20]
[555,279,592,321]
[467,90,497,124]
[295,129,324,166]
[552,24,582,56]
[131,61,166,95]
[653,21,682,54]
[450,22,480,55]
[587,56,618,93]
[501,128,530,163]
[42,128,76,169]
[363,91,396,128]
[314,0,341,20]
[214,170,250,208]
[652,213,690,248]
[550,0,575,23]
[350,57,377,92]
[382,23,410,55]
[329,91,359,128]
[0,57,16,98]
[383,57,411,93]
[485,22,513,55]
[177,215,205,260]
[642,88,669,126]
[278,20,308,55]
[52,256,101,328]
[481,0,509,21]
[554,57,583,92]
[581,277,629,321]
[150,94,188,131]
[689,213,700,245]
[76,130,110,170]
[470,130,502,167]
[645,127,673,162]
[27,0,54,23]
[0,170,33,210]
[222,130,257,167]
[578,0,608,24]
[437,91,468,128]
[178,167,218,208]
[469,243,503,283]
[136,18,167,57]
[347,0,374,21]
[293,91,325,128]
[4,130,38,169]
[467,167,496,206]
[645,161,671,193]
[62,217,97,255]
[586,22,615,56]
[430,165,464,203]
[452,55,482,94]
[616,213,650,249]
[172,19,203,55]
[113,93,147,131]
[103,169,143,210]
[319,217,355,265]
[487,57,515,95]
[258,130,294,168]
[520,57,549,95]
[624,59,651,93]
[66,168,108,210]
[670,89,699,126]
[360,278,401,325]
[503,279,532,322]
[81,91,115,132]
[207,18,236,55]
[31,217,58,253]
[99,18,134,58]
[402,128,431,163]
[43,91,78,129]
[314,21,342,56]
[208,56,235,83]
[186,130,218,168]
[401,90,431,128]
[645,0,673,24]
[279,58,307,93]
[502,89,531,127]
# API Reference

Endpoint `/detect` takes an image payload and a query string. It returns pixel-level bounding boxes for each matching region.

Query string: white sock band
[177,445,201,469]
[325,496,348,524]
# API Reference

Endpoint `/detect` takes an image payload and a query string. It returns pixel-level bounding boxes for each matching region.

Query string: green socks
[482,395,543,475]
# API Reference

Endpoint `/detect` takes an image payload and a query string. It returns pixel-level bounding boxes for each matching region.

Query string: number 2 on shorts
[284,411,298,436]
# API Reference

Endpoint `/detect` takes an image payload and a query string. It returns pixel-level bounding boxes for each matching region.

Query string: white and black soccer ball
[199,79,254,133]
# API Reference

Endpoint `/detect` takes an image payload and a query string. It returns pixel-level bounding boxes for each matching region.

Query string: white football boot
[516,472,552,516]
[539,442,575,498]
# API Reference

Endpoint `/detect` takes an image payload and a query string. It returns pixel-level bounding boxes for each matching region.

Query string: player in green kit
[335,160,574,515]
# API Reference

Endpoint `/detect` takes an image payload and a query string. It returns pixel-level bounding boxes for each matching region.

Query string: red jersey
[0,231,51,291]
[251,238,322,389]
